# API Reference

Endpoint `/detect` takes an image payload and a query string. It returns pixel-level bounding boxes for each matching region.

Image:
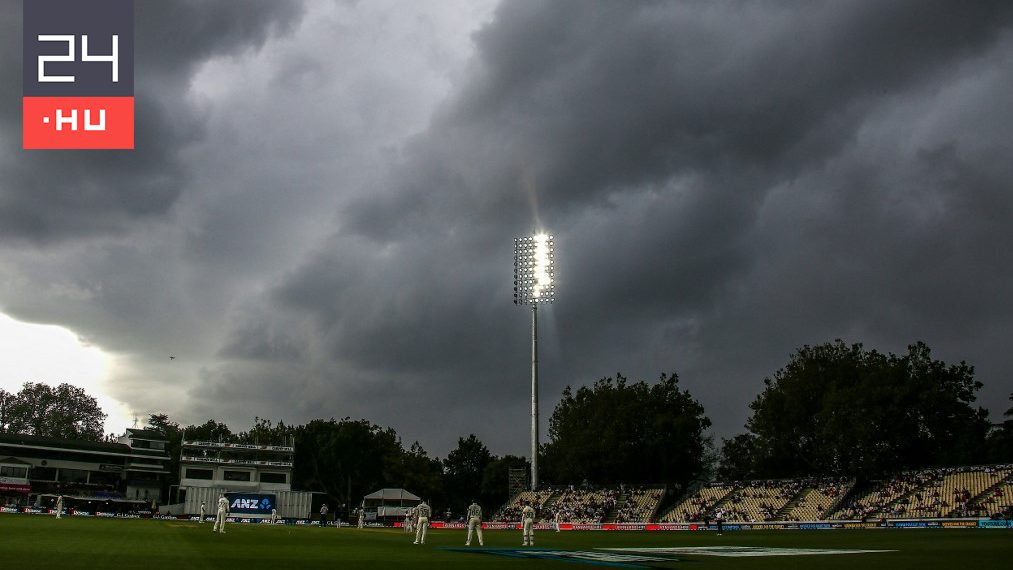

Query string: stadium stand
[831,465,1013,519]
[904,466,1012,518]
[613,486,665,523]
[658,483,733,522]
[971,472,1013,518]
[489,464,1012,525]
[718,480,797,522]
[780,478,854,521]
[544,487,619,523]
[491,489,554,522]
[492,486,657,524]
[832,470,941,519]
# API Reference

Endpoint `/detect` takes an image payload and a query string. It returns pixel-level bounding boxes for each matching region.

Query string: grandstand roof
[0,432,133,455]
[363,488,420,502]
[125,428,168,441]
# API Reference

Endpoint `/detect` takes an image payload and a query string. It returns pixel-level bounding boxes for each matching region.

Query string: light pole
[513,233,555,490]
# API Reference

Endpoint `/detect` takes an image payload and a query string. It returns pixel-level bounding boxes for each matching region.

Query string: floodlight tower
[513,233,555,490]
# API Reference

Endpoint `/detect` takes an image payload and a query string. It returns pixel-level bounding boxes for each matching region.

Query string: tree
[739,341,990,479]
[716,433,758,481]
[293,418,405,517]
[480,454,529,509]
[0,389,13,432]
[0,382,106,440]
[387,442,446,510]
[442,434,492,514]
[541,372,711,489]
[147,413,184,501]
[986,393,1013,463]
[237,417,295,446]
[182,419,234,443]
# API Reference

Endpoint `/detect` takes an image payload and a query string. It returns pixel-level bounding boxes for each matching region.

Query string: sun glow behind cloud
[0,312,134,435]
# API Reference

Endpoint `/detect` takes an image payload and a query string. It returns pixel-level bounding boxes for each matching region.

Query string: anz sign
[227,493,276,515]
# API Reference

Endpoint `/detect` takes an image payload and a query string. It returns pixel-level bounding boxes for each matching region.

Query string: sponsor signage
[942,521,977,528]
[23,0,134,149]
[226,493,276,515]
[892,521,928,528]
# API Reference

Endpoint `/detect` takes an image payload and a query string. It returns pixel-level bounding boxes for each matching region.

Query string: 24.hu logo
[23,0,134,149]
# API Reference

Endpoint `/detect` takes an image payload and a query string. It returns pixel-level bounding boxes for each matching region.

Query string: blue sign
[226,493,276,515]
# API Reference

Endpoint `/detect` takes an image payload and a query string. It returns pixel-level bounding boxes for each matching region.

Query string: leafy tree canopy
[726,341,991,480]
[0,382,106,441]
[542,372,711,489]
[442,434,493,513]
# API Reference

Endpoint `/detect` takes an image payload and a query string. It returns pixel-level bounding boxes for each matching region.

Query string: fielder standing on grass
[405,505,415,534]
[357,506,365,528]
[271,508,280,524]
[199,501,206,523]
[55,495,64,519]
[521,501,535,546]
[465,500,484,546]
[213,494,229,534]
[413,500,431,545]
[319,503,329,527]
[553,508,562,532]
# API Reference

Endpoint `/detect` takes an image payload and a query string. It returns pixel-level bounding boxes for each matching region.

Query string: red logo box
[23,96,134,149]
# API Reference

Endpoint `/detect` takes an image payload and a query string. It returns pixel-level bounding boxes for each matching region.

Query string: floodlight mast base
[531,303,539,491]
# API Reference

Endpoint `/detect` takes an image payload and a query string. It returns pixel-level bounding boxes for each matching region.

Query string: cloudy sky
[2,0,1011,457]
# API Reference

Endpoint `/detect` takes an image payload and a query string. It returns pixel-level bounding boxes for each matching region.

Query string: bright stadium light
[513,232,555,490]
[513,234,555,306]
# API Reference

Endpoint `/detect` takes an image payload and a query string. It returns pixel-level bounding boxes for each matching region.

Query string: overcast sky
[2,0,1012,458]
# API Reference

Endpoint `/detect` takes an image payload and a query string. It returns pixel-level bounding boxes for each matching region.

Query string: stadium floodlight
[513,232,555,490]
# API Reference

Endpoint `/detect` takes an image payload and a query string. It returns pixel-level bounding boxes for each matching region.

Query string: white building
[0,429,170,510]
[179,440,312,519]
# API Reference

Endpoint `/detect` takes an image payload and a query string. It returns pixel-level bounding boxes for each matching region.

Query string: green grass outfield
[1,514,1009,569]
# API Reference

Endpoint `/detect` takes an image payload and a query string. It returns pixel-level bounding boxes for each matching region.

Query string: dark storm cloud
[3,0,1012,457]
[0,0,304,243]
[191,0,1013,455]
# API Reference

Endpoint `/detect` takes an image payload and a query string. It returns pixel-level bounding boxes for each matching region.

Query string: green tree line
[3,340,1012,516]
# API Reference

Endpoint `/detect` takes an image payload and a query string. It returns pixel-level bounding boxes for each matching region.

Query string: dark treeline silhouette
[717,341,1013,482]
[0,382,106,441]
[5,340,1012,516]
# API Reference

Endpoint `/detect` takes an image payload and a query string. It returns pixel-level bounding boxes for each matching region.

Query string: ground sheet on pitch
[447,545,896,568]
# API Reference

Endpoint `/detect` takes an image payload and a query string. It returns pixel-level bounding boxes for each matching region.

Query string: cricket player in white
[405,506,415,533]
[55,495,64,519]
[357,507,365,528]
[270,508,280,524]
[213,494,229,533]
[465,501,484,546]
[521,502,535,546]
[199,501,206,523]
[553,508,561,532]
[413,501,431,545]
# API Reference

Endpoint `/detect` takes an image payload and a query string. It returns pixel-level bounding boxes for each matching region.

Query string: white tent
[362,488,421,518]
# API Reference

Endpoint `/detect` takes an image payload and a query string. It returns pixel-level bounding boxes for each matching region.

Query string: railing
[180,455,293,467]
[181,441,294,452]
